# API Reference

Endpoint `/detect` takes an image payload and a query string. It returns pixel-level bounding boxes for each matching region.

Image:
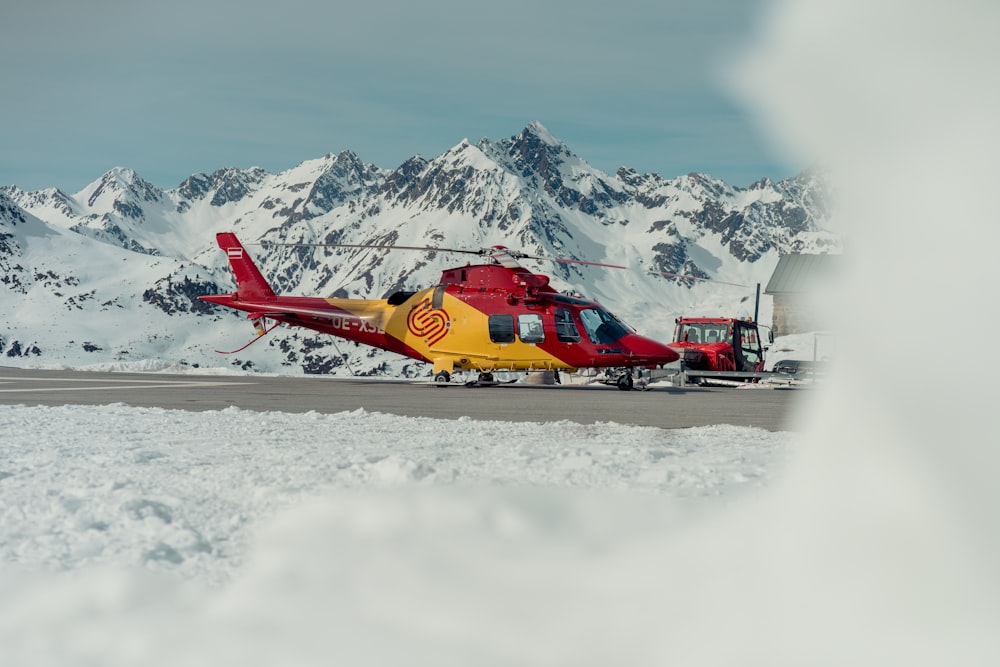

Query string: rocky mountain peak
[281,153,384,224]
[0,190,27,228]
[177,173,212,201]
[380,156,430,200]
[520,120,563,148]
[208,167,268,206]
[615,166,644,188]
[83,167,164,211]
[502,121,573,175]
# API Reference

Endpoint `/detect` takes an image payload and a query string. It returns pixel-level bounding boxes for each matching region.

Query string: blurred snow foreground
[3,0,1000,665]
[1,404,793,666]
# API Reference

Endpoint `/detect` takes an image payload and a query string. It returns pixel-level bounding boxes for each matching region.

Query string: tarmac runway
[0,366,807,431]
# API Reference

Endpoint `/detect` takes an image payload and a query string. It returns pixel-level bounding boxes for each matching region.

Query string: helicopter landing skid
[463,373,519,387]
[426,371,518,387]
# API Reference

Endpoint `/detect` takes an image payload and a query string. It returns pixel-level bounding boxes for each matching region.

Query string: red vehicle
[668,317,772,383]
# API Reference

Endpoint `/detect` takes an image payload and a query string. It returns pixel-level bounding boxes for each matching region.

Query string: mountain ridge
[1,122,837,376]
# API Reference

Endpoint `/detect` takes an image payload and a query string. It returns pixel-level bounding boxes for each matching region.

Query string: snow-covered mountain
[1,122,837,376]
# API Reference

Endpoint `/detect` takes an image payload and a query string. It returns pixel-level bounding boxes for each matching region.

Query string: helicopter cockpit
[577,307,635,345]
[551,294,635,345]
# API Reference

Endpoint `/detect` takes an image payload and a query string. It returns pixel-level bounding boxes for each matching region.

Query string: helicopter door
[554,307,580,343]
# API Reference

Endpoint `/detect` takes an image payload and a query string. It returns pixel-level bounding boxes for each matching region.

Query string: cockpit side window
[578,308,630,344]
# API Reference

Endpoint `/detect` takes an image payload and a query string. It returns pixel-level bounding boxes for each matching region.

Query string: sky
[0,0,796,194]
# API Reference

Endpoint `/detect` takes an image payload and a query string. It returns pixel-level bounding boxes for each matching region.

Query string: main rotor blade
[252,241,750,287]
[256,242,626,270]
[515,251,750,287]
[647,270,749,288]
[252,242,486,256]
[512,252,629,270]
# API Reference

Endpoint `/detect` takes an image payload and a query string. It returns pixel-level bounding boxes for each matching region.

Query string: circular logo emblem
[407,298,450,346]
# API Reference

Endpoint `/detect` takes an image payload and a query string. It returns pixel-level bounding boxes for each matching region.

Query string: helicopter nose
[624,334,680,365]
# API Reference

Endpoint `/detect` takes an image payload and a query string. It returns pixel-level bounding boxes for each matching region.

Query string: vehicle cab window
[680,323,702,343]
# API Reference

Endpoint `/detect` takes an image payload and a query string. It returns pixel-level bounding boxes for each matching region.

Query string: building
[764,253,839,336]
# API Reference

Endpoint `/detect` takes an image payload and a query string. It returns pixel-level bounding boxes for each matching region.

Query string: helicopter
[199,232,679,389]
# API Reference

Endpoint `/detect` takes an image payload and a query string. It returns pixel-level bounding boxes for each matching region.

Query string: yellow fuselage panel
[427,294,565,371]
[326,290,570,372]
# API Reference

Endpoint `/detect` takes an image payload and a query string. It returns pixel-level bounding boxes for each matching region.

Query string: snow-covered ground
[0,405,792,587]
[0,404,800,660]
[0,323,982,666]
[0,334,806,665]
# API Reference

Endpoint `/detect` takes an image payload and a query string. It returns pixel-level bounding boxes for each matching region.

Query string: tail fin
[216,232,275,301]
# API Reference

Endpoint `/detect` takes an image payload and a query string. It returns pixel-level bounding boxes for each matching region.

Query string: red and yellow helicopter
[199,232,679,388]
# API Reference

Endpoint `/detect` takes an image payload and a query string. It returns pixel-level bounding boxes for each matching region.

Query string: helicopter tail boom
[215,232,275,301]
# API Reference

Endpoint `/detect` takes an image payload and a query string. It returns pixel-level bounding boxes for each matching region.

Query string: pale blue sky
[1,0,796,193]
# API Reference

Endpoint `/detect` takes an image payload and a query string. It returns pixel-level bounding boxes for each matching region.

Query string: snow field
[0,404,792,587]
[0,403,795,666]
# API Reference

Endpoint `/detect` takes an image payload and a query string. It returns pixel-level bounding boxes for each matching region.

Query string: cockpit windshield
[578,308,634,345]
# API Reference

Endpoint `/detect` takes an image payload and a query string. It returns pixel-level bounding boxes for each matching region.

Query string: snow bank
[0,404,793,665]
